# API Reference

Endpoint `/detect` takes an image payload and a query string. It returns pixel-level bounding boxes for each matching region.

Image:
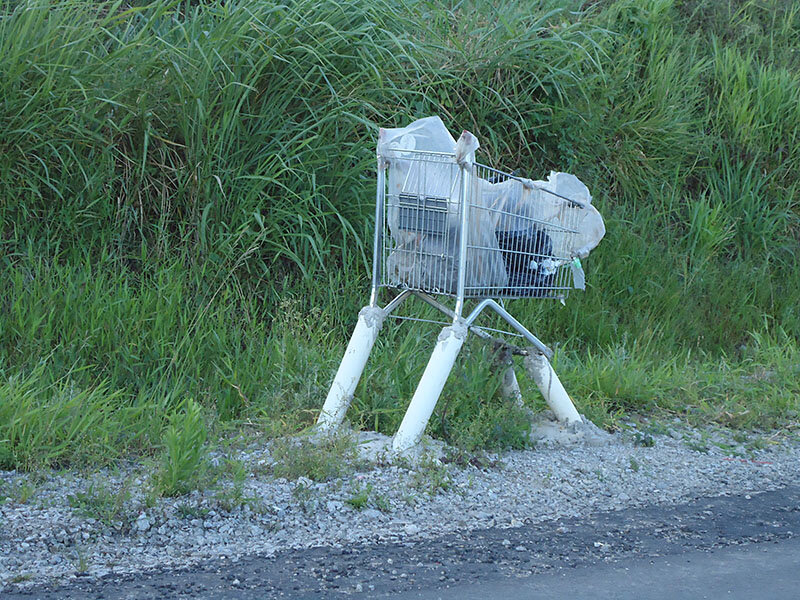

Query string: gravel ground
[1,418,799,593]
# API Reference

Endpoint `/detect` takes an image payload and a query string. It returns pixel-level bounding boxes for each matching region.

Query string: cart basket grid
[380,149,583,300]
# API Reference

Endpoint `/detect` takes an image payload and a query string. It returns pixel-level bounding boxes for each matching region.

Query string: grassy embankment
[1,0,798,474]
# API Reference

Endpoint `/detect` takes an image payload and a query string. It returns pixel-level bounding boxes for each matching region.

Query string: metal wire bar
[387,293,531,351]
[475,162,589,208]
[469,203,581,234]
[382,290,412,315]
[454,160,471,319]
[370,162,386,307]
[411,291,521,340]
[464,298,552,358]
[386,314,452,327]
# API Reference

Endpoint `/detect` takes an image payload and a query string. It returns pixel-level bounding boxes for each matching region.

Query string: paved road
[393,536,800,599]
[4,486,799,599]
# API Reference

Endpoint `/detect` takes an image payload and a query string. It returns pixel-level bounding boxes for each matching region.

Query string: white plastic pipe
[392,323,467,453]
[493,346,524,408]
[317,306,385,432]
[523,352,582,424]
[501,366,524,408]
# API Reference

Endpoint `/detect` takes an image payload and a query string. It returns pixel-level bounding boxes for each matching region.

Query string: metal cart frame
[318,140,586,452]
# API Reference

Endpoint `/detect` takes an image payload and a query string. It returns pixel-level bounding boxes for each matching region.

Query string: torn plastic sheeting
[380,117,507,294]
[378,116,605,295]
[478,171,605,261]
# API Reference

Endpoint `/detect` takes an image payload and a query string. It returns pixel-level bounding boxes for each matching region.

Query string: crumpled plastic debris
[378,116,605,296]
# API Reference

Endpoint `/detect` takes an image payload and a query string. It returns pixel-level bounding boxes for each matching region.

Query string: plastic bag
[378,117,605,296]
[380,117,507,294]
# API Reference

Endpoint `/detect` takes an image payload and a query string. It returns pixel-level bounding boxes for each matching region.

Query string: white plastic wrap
[481,171,606,261]
[377,117,605,296]
[380,117,507,294]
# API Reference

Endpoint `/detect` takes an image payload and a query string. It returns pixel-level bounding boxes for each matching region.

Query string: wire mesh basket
[378,148,586,301]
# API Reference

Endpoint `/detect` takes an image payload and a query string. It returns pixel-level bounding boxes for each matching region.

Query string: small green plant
[345,484,371,510]
[144,488,159,510]
[154,399,209,497]
[4,479,38,504]
[686,439,710,453]
[410,457,453,498]
[628,456,640,472]
[580,401,624,433]
[221,459,248,485]
[9,573,34,584]
[73,548,89,574]
[214,486,243,512]
[345,482,391,512]
[176,503,210,519]
[645,422,671,437]
[214,483,266,513]
[713,440,743,456]
[373,492,391,512]
[401,492,419,505]
[292,481,317,514]
[210,458,263,512]
[270,435,362,482]
[442,447,502,470]
[67,479,133,528]
[633,432,655,448]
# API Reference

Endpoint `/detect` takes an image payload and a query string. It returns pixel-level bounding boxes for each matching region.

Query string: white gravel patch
[1,420,798,590]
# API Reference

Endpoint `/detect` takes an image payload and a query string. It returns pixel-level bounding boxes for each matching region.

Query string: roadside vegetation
[1,0,798,474]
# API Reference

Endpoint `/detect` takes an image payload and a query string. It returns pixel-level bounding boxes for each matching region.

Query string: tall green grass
[1,0,798,470]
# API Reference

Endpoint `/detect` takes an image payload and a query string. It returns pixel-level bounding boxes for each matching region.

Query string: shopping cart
[318,119,603,452]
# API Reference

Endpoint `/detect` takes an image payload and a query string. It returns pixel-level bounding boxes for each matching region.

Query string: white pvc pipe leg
[501,366,524,408]
[317,306,386,432]
[493,346,524,408]
[523,352,582,424]
[392,322,468,453]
